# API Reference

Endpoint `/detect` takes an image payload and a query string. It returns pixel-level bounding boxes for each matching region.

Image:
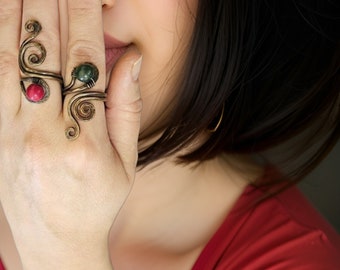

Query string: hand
[0,0,142,269]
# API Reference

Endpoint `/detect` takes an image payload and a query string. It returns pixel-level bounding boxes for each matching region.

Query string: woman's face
[102,0,197,134]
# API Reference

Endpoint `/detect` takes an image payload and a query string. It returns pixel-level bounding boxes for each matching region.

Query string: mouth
[104,33,130,73]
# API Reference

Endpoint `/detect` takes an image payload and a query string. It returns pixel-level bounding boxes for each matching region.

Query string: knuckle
[115,98,143,124]
[0,52,18,77]
[23,129,49,153]
[130,98,143,114]
[63,141,101,177]
[69,0,101,15]
[68,40,103,63]
[0,5,20,24]
[69,6,92,17]
[123,98,143,115]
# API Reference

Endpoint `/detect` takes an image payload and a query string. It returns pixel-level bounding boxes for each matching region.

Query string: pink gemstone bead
[26,83,45,102]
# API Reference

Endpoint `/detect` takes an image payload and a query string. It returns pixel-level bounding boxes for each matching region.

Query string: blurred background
[298,142,340,233]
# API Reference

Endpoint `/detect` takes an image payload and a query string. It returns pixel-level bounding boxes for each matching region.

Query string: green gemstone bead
[74,63,99,84]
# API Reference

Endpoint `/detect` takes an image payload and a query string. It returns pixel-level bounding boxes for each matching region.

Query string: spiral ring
[19,20,63,103]
[19,20,106,139]
[63,63,106,140]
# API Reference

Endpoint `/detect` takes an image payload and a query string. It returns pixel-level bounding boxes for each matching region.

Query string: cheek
[137,3,196,133]
[103,0,197,133]
[137,56,177,135]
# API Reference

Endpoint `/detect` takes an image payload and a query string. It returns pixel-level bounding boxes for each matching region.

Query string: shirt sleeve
[216,228,340,269]
[192,185,340,270]
[0,258,6,270]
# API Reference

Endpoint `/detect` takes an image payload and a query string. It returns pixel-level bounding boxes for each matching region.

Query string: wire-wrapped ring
[63,63,106,140]
[19,20,63,103]
[19,20,106,140]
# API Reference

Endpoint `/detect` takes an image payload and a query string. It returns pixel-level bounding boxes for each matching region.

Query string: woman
[0,0,339,269]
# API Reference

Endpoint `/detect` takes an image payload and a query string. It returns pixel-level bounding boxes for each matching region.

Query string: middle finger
[20,0,63,115]
[63,0,106,141]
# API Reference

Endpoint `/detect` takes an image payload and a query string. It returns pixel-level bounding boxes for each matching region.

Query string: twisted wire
[19,20,63,82]
[19,20,106,140]
[65,91,107,140]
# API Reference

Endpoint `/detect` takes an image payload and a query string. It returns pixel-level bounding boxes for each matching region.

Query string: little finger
[0,0,22,118]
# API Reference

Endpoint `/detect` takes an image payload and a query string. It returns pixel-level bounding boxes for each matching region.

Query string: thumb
[105,48,143,175]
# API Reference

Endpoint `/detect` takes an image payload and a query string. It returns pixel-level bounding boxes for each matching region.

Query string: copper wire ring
[19,20,106,140]
[19,20,63,103]
[63,63,106,140]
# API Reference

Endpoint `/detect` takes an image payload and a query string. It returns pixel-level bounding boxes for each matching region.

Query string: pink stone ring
[20,77,50,103]
[19,20,63,103]
[19,20,106,141]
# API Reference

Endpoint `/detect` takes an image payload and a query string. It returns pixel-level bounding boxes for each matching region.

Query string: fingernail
[131,55,143,82]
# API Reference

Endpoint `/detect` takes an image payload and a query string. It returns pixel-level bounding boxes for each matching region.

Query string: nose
[102,0,115,9]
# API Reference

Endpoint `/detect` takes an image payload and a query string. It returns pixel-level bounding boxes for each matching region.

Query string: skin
[0,1,263,269]
[102,0,197,135]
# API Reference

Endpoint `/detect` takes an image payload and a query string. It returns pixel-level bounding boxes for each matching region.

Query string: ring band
[19,20,63,103]
[63,63,106,140]
[19,20,106,140]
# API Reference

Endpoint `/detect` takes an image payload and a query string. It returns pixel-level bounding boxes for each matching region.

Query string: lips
[104,34,130,72]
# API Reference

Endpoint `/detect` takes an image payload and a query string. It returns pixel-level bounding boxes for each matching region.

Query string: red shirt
[1,185,339,269]
[192,185,340,269]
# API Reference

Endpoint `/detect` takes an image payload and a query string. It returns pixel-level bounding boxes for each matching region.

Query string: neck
[109,154,263,269]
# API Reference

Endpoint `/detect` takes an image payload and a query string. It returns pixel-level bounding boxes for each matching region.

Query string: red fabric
[192,185,340,269]
[1,173,339,269]
[0,259,5,270]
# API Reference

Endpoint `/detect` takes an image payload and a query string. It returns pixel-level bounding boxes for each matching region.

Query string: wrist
[21,249,113,270]
[17,234,112,270]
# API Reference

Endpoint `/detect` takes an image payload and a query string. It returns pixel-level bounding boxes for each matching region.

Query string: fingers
[21,1,61,73]
[63,0,106,141]
[1,1,111,143]
[0,1,22,118]
[66,0,105,81]
[105,49,143,175]
[19,0,63,116]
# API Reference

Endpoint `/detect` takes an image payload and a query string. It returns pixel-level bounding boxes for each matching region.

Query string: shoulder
[223,186,340,269]
[194,184,340,269]
[244,188,340,269]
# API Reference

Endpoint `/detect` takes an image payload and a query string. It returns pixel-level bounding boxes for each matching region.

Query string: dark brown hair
[138,0,340,185]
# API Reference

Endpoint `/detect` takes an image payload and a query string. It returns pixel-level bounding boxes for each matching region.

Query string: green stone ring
[73,63,99,85]
[62,62,106,141]
[63,62,100,94]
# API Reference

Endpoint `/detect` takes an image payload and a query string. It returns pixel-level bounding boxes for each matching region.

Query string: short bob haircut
[138,0,340,187]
